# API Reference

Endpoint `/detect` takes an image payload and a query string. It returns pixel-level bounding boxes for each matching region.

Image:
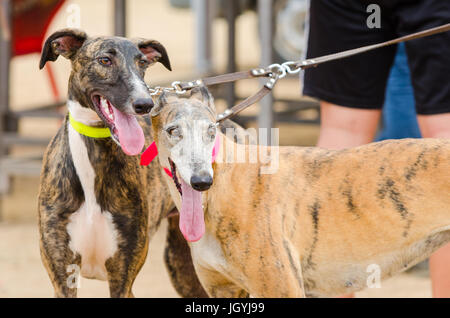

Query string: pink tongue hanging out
[111,106,145,156]
[179,177,205,242]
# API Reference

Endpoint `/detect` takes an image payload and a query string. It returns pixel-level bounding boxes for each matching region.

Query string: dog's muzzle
[190,173,213,191]
[133,98,154,114]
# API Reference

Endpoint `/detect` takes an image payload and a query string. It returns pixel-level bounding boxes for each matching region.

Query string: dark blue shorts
[302,0,450,115]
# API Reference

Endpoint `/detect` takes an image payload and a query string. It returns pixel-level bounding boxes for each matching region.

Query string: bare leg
[317,101,381,150]
[418,113,450,298]
[429,244,450,298]
[417,113,450,139]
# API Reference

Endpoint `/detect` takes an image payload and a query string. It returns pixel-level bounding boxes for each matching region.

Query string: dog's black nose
[190,173,213,191]
[133,98,154,114]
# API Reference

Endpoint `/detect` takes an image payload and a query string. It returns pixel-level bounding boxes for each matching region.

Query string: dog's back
[209,137,450,297]
[290,138,449,296]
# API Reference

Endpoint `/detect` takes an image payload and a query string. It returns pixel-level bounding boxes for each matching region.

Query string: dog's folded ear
[190,86,216,114]
[39,28,87,69]
[151,91,170,117]
[135,39,172,71]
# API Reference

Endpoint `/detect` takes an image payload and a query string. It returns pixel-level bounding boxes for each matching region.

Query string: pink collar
[140,135,221,178]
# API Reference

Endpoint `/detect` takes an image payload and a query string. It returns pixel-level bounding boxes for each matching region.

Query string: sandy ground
[0,217,432,298]
[0,0,436,298]
[0,177,433,298]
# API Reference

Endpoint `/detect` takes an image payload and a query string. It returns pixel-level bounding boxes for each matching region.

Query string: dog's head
[40,28,171,155]
[150,86,217,242]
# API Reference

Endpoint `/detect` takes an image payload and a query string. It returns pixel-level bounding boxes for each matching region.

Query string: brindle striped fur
[38,29,207,298]
[151,90,450,297]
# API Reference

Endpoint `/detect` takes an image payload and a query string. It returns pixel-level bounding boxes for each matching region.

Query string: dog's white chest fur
[190,229,228,272]
[67,124,118,280]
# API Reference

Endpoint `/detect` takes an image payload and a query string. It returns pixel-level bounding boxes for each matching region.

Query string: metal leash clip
[171,81,187,94]
[147,81,191,96]
[181,79,203,90]
[251,68,273,77]
[281,61,303,74]
[148,85,164,96]
[267,63,287,79]
[296,59,317,69]
[264,73,279,90]
[216,109,233,122]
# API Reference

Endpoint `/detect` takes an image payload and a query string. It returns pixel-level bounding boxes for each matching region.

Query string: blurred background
[0,0,430,297]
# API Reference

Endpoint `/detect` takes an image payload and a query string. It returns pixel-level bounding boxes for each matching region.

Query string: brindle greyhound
[150,86,450,297]
[37,28,203,298]
[38,28,252,298]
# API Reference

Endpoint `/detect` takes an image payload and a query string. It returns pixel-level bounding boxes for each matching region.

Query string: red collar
[140,135,220,178]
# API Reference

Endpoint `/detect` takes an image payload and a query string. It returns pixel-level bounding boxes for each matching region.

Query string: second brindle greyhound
[150,87,450,297]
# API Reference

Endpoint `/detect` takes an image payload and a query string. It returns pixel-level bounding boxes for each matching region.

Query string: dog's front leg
[164,214,209,297]
[246,239,306,298]
[193,265,249,298]
[105,229,149,298]
[39,213,81,298]
[105,256,137,298]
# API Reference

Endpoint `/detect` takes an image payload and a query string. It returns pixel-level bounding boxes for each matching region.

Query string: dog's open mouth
[91,94,145,156]
[168,158,205,242]
[169,158,182,195]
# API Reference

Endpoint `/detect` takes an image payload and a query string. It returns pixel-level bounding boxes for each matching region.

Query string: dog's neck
[67,99,104,127]
[214,131,250,166]
[66,99,118,155]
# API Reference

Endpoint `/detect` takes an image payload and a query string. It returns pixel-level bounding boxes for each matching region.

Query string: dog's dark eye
[167,127,181,138]
[207,125,216,137]
[138,59,149,68]
[98,57,112,66]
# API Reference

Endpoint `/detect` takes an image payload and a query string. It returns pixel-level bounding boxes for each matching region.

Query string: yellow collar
[69,113,112,138]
